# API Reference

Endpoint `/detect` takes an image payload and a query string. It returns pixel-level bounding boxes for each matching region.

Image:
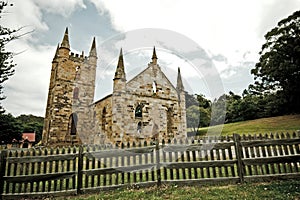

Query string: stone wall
[94,61,187,143]
[42,29,97,145]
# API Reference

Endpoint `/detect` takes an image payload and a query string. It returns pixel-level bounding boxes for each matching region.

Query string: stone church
[42,28,187,145]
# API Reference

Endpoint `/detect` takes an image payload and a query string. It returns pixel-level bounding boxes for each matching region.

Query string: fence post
[77,146,83,194]
[233,134,245,184]
[0,150,7,198]
[155,140,161,187]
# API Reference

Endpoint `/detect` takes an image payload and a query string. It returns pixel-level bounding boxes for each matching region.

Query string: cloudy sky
[1,0,300,117]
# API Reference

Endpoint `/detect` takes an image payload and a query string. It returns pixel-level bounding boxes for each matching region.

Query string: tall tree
[186,105,210,134]
[211,94,226,125]
[185,92,199,108]
[0,113,22,143]
[250,10,300,113]
[0,1,17,113]
[195,94,211,109]
[16,114,44,143]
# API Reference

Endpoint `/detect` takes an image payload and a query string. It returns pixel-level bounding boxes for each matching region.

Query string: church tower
[111,49,127,141]
[42,28,97,145]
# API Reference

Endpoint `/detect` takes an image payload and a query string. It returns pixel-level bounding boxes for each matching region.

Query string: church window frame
[68,113,78,136]
[137,121,142,135]
[75,66,81,80]
[102,107,107,132]
[167,107,173,136]
[135,103,143,118]
[152,81,157,94]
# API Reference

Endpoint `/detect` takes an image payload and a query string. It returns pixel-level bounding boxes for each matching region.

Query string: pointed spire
[61,27,70,49]
[176,67,184,92]
[54,43,59,59]
[89,37,97,57]
[151,46,157,65]
[114,48,126,80]
[117,48,124,69]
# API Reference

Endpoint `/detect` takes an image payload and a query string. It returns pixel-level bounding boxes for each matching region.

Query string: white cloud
[1,0,48,32]
[91,0,299,99]
[93,1,260,57]
[0,0,88,116]
[256,0,300,38]
[2,35,54,117]
[33,0,86,17]
[93,0,300,64]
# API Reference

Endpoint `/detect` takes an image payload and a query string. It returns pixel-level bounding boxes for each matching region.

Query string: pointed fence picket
[0,132,299,199]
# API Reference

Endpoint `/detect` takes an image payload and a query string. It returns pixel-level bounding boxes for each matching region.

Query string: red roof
[22,133,36,142]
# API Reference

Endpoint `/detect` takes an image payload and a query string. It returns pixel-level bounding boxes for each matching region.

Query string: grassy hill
[197,114,300,136]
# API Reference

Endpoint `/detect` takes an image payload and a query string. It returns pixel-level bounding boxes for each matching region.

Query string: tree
[211,94,226,125]
[195,94,211,109]
[226,92,243,123]
[0,113,22,143]
[0,1,17,113]
[0,114,44,144]
[16,114,44,143]
[251,10,300,113]
[186,105,210,134]
[185,92,199,108]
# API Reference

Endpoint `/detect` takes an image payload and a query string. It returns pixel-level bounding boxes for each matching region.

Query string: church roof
[126,64,177,93]
[94,48,181,104]
[126,48,177,92]
[94,94,112,105]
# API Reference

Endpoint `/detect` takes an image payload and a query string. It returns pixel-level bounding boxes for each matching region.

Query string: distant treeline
[185,89,298,132]
[0,114,43,144]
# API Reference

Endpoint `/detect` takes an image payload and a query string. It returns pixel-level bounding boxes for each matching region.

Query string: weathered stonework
[42,29,186,145]
[42,28,97,145]
[94,48,187,143]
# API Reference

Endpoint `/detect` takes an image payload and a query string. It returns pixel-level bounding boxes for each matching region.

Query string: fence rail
[0,132,299,199]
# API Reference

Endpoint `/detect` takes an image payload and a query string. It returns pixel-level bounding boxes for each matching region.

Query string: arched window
[152,81,157,94]
[73,87,79,99]
[135,104,142,118]
[137,122,142,134]
[75,66,80,80]
[102,107,107,131]
[167,108,173,135]
[69,113,78,135]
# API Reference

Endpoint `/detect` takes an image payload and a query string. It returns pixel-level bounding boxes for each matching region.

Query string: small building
[20,132,36,148]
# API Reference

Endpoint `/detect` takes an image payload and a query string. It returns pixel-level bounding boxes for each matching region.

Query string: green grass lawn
[60,180,300,200]
[197,114,300,136]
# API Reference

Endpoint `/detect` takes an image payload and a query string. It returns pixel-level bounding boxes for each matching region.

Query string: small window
[152,81,157,94]
[137,122,142,134]
[135,104,142,118]
[102,107,107,131]
[75,66,81,80]
[69,113,78,135]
